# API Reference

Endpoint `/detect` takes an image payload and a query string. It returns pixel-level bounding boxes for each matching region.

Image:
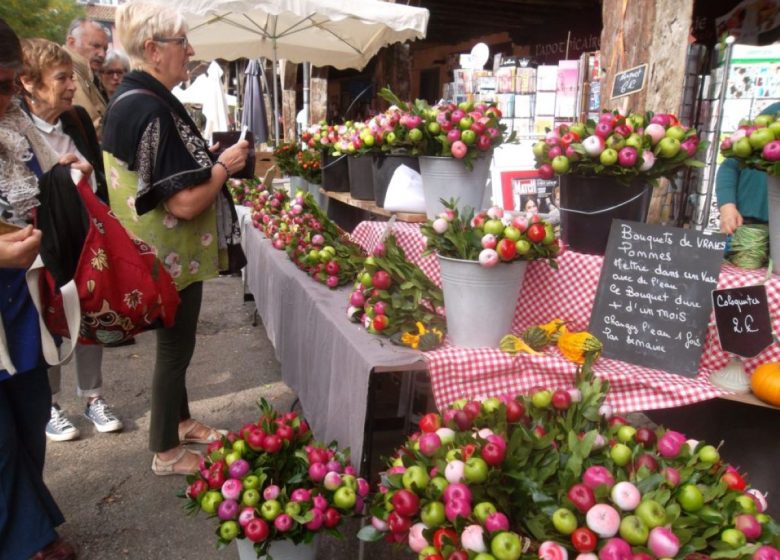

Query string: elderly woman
[99,49,129,100]
[103,2,248,475]
[0,17,86,560]
[19,38,124,443]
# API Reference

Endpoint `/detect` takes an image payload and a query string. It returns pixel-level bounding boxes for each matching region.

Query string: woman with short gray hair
[99,49,129,99]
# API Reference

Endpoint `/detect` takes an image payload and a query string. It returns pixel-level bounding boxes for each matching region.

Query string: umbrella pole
[273,41,280,144]
[303,61,310,131]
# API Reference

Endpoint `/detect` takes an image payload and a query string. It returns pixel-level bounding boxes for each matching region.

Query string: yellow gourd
[751,362,780,406]
[556,328,603,365]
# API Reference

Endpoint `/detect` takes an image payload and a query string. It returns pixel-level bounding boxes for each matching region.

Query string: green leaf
[357,525,386,542]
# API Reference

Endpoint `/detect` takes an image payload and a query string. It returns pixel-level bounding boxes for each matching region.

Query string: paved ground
[45,275,397,560]
[43,275,780,559]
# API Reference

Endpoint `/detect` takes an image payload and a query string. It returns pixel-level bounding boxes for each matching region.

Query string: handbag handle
[26,254,82,366]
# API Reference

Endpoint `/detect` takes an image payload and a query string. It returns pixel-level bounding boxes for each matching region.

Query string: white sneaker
[46,404,80,442]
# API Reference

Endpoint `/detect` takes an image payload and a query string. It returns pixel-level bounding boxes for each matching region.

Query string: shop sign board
[611,64,647,99]
[711,285,773,358]
[589,220,726,376]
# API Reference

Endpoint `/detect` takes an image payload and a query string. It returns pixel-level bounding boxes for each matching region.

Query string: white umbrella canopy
[171,0,429,70]
[168,0,429,141]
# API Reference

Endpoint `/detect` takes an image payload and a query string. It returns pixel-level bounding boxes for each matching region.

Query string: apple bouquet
[228,177,265,207]
[719,111,780,175]
[182,399,369,556]
[359,364,780,560]
[347,234,445,338]
[421,200,561,268]
[533,111,706,185]
[379,87,512,169]
[294,149,323,185]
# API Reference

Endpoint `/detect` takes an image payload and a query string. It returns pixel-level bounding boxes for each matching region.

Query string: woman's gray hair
[104,48,130,72]
[115,2,187,69]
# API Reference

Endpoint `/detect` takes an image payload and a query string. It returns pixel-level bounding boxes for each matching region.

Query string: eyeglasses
[0,79,18,96]
[154,35,189,50]
[102,69,125,77]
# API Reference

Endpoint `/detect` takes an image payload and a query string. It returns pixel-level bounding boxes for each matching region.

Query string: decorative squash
[750,362,780,406]
[556,327,603,365]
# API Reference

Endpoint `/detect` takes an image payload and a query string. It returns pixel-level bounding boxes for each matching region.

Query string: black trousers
[148,282,202,453]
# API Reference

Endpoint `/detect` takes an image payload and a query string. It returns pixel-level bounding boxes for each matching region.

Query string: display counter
[351,221,780,412]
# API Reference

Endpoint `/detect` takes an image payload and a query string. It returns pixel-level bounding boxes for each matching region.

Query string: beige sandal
[151,447,201,476]
[178,419,227,445]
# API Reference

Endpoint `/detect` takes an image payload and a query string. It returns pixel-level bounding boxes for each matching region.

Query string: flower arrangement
[347,234,445,339]
[295,149,322,185]
[183,399,369,556]
[272,142,299,176]
[359,362,780,560]
[421,200,561,268]
[533,111,706,185]
[379,88,511,169]
[719,111,780,175]
[301,122,342,153]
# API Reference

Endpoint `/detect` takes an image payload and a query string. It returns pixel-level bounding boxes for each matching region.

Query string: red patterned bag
[27,166,179,357]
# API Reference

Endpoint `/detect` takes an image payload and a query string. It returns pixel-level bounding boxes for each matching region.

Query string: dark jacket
[60,105,108,203]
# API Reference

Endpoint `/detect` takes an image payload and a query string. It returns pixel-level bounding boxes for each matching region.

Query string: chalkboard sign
[611,64,647,99]
[589,220,726,376]
[712,285,773,358]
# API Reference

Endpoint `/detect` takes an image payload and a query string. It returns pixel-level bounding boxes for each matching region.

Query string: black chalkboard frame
[711,285,774,359]
[611,63,648,100]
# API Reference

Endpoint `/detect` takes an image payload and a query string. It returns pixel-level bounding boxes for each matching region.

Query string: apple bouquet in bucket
[533,111,707,184]
[421,199,561,268]
[182,399,369,556]
[358,358,780,560]
[719,110,780,175]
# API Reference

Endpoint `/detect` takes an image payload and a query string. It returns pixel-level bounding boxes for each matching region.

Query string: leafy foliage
[0,0,84,43]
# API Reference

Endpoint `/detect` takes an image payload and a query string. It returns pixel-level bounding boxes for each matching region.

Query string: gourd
[750,362,780,406]
[556,327,603,365]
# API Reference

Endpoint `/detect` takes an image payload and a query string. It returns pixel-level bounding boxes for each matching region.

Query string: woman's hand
[719,203,743,235]
[59,153,94,178]
[0,225,41,269]
[217,140,249,176]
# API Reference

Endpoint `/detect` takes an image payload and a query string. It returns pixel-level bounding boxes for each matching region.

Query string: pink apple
[582,135,605,157]
[371,516,388,532]
[443,482,472,504]
[481,234,498,249]
[408,522,428,553]
[644,123,666,145]
[611,481,641,511]
[485,511,510,533]
[753,546,780,560]
[598,538,632,560]
[540,541,569,560]
[478,249,499,268]
[582,466,616,490]
[432,218,449,234]
[662,466,680,487]
[462,524,488,553]
[419,433,442,456]
[747,488,768,513]
[647,526,680,557]
[735,514,762,540]
[568,483,597,513]
[618,147,638,167]
[445,498,472,522]
[586,504,621,538]
[763,140,780,161]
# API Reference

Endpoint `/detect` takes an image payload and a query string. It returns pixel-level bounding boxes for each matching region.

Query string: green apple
[619,515,649,545]
[552,155,570,174]
[231,440,248,456]
[429,476,448,498]
[409,128,423,142]
[531,389,552,408]
[515,240,531,255]
[734,494,757,514]
[241,488,260,507]
[610,443,632,467]
[754,114,775,127]
[697,444,720,464]
[428,122,441,135]
[732,137,753,158]
[243,475,260,490]
[617,425,637,443]
[474,501,498,524]
[418,546,437,560]
[635,499,667,528]
[333,486,356,509]
[657,137,681,158]
[402,465,430,491]
[625,133,644,150]
[503,227,521,242]
[749,127,775,149]
[219,520,240,541]
[341,474,357,490]
[677,484,704,512]
[491,531,523,560]
[484,219,505,236]
[260,499,282,521]
[721,528,747,548]
[551,507,578,535]
[462,129,477,145]
[201,490,224,514]
[532,141,547,159]
[600,148,618,166]
[482,397,502,413]
[464,457,489,484]
[769,121,780,138]
[474,555,498,560]
[665,126,686,141]
[420,501,446,528]
[285,501,301,517]
[224,451,242,465]
[570,123,587,138]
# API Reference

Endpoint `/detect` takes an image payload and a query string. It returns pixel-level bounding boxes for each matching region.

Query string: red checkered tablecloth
[351,221,780,413]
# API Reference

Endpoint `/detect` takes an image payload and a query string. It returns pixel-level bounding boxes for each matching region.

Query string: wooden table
[320,189,427,223]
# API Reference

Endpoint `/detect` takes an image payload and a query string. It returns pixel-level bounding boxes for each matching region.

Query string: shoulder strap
[109,88,164,112]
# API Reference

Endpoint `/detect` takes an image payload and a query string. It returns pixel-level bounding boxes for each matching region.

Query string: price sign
[712,285,773,358]
[589,220,726,376]
[611,64,647,99]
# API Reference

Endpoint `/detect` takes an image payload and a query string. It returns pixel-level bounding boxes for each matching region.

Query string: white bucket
[306,180,327,210]
[289,176,307,194]
[419,155,491,219]
[767,175,780,275]
[438,255,527,348]
[236,535,319,560]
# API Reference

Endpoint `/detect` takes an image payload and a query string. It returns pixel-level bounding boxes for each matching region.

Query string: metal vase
[236,536,319,560]
[419,155,491,219]
[437,255,527,348]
